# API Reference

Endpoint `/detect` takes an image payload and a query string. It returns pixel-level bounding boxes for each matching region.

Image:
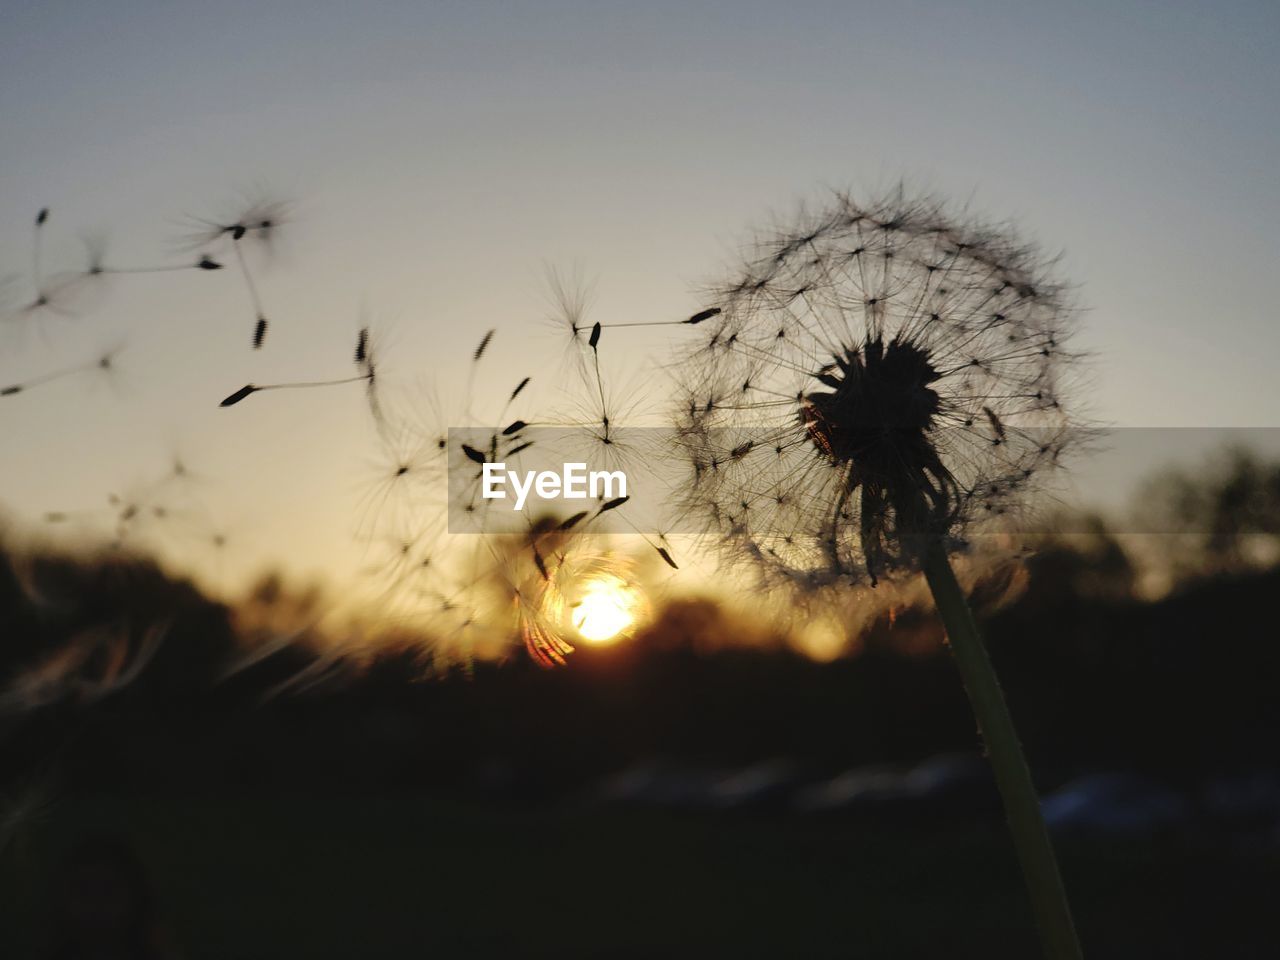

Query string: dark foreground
[2,788,1277,958]
[5,542,1280,956]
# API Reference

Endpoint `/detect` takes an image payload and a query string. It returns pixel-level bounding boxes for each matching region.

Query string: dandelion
[184,196,289,348]
[359,324,662,664]
[672,188,1087,960]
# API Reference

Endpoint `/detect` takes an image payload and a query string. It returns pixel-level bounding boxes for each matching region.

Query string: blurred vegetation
[1134,445,1280,578]
[2,447,1279,955]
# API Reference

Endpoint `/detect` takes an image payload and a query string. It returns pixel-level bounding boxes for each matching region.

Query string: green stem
[921,541,1083,960]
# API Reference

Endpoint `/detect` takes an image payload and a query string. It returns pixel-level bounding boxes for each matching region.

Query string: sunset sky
[2,0,1278,595]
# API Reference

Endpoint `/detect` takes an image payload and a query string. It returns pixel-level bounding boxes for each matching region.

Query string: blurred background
[3,2,1279,957]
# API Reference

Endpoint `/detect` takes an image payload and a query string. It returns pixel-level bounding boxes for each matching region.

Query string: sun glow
[571,577,637,643]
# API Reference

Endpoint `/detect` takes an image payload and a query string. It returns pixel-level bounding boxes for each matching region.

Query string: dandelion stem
[231,241,268,345]
[594,319,681,329]
[921,542,1083,960]
[256,374,371,393]
[33,208,48,290]
[1,360,95,397]
[101,263,204,274]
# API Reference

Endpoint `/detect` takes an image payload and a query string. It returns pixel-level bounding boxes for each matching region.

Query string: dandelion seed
[353,423,441,544]
[1,345,125,400]
[350,318,399,438]
[78,234,226,276]
[184,196,289,348]
[183,198,289,250]
[559,511,589,530]
[218,371,371,408]
[544,265,596,367]
[983,405,1006,442]
[220,385,258,407]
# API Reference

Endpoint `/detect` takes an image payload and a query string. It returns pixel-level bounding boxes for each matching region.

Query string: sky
[1,0,1278,596]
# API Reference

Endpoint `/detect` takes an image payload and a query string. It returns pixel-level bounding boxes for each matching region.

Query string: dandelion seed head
[673,188,1088,589]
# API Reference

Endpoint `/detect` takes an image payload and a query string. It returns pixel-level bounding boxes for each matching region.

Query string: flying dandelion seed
[79,234,223,277]
[353,421,441,543]
[544,267,720,368]
[183,196,289,348]
[6,268,104,337]
[538,270,696,487]
[354,319,395,436]
[547,364,659,479]
[671,187,1088,960]
[2,209,112,340]
[218,324,379,409]
[1,345,126,400]
[543,265,596,370]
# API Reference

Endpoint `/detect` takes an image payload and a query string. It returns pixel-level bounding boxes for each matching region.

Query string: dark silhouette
[45,837,170,960]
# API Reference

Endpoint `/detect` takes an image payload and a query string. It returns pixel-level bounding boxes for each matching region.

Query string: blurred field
[2,787,1277,958]
[5,456,1280,956]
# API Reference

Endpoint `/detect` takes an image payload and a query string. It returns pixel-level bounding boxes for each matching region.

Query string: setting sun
[571,578,637,643]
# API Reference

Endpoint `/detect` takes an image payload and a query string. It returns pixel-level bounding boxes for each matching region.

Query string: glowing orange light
[571,576,637,643]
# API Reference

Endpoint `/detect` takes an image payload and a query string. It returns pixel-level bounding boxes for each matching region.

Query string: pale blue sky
[2,1,1277,590]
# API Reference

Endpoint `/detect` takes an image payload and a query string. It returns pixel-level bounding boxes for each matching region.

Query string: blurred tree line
[1,446,1278,813]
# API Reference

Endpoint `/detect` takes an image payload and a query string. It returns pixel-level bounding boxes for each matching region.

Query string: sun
[571,577,637,643]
